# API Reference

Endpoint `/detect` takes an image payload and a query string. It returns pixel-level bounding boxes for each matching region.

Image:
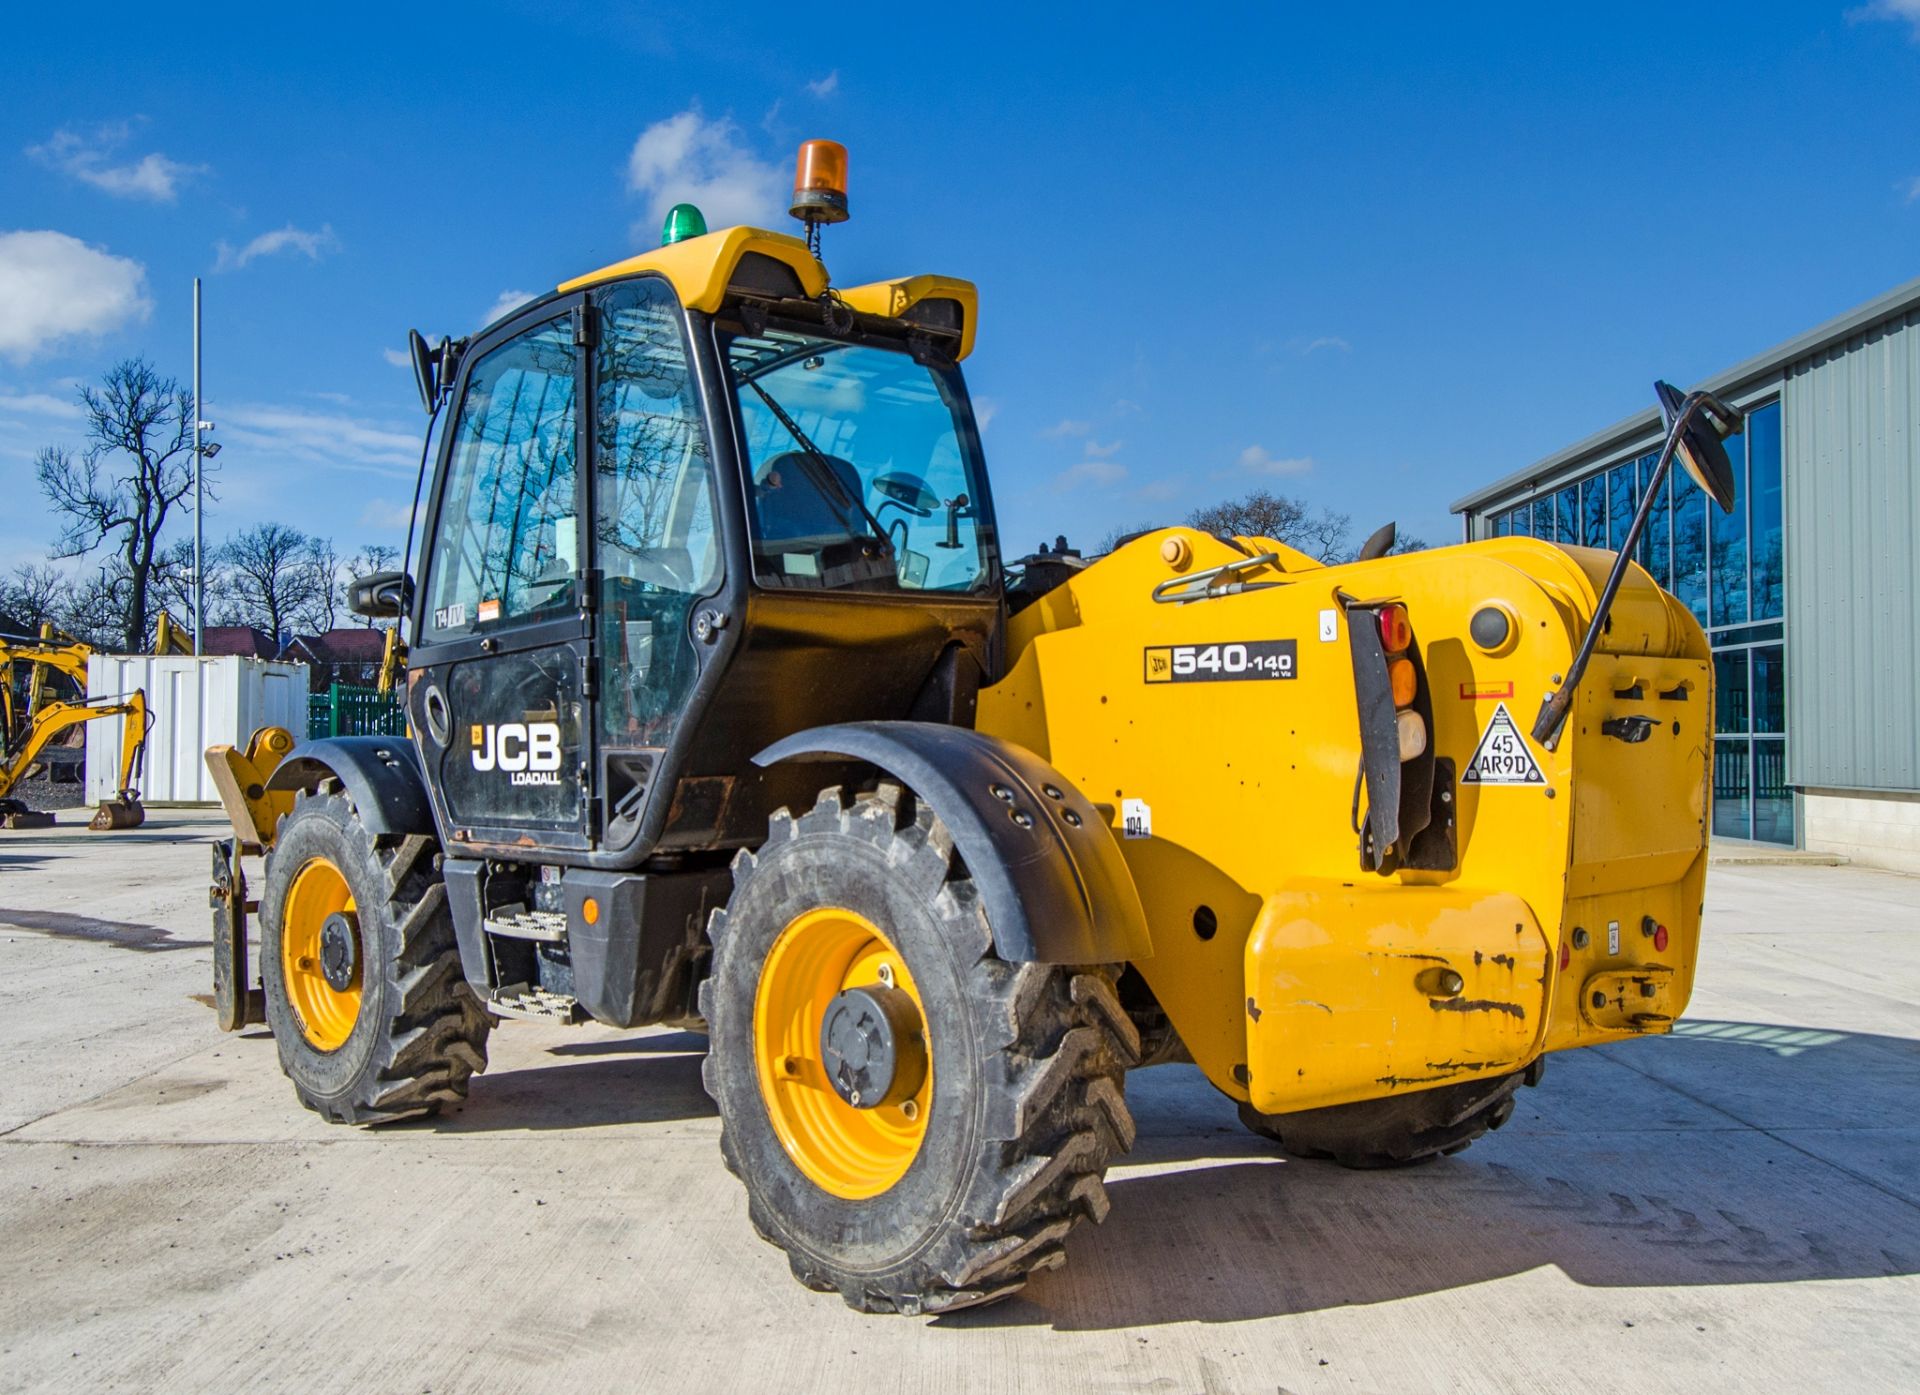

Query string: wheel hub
[819,984,926,1109]
[319,912,359,991]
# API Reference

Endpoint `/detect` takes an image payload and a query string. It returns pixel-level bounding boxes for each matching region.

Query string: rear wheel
[701,785,1138,1313]
[1237,1063,1540,1169]
[260,785,490,1124]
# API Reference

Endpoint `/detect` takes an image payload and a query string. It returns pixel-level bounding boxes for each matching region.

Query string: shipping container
[85,655,309,806]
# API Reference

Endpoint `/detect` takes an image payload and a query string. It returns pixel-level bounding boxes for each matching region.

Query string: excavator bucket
[88,797,146,831]
[0,800,55,830]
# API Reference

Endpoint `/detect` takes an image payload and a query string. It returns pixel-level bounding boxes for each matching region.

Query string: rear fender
[265,736,435,838]
[755,721,1151,965]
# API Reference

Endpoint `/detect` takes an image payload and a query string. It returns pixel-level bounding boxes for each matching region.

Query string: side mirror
[348,570,413,620]
[1656,380,1741,514]
[408,330,438,416]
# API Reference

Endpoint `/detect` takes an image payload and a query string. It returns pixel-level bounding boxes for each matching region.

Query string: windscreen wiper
[741,378,895,551]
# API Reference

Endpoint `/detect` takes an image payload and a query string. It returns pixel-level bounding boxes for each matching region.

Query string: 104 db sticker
[1145,640,1297,683]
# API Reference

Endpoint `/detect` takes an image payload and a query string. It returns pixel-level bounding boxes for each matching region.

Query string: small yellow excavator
[0,688,150,829]
[0,611,182,830]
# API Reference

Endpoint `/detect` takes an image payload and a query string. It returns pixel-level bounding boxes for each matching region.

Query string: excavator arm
[0,689,150,830]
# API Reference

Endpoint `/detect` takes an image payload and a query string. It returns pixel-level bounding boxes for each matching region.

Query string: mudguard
[755,721,1151,966]
[265,736,435,838]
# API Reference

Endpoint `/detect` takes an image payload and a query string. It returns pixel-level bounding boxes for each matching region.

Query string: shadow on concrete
[943,1019,1920,1330]
[434,1039,714,1132]
[0,906,210,953]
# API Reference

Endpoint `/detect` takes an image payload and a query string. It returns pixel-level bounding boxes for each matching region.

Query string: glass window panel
[1510,506,1530,537]
[1534,496,1554,538]
[1713,737,1752,840]
[1671,472,1707,623]
[1608,462,1636,557]
[1748,401,1783,620]
[592,278,722,753]
[1752,643,1785,734]
[1710,422,1748,625]
[1581,475,1608,546]
[1641,453,1671,588]
[1556,484,1579,544]
[1489,511,1509,538]
[1713,649,1749,734]
[1752,739,1791,844]
[423,315,579,642]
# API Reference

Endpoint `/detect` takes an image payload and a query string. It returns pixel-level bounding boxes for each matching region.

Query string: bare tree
[35,359,208,652]
[1187,489,1352,561]
[0,564,73,637]
[220,524,334,641]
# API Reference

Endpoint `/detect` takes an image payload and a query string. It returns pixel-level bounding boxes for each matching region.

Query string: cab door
[584,275,729,850]
[410,299,594,851]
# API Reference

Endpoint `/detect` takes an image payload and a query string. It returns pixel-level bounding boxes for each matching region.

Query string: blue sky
[3,1,1918,577]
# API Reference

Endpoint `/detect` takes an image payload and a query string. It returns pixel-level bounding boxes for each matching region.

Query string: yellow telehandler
[207,141,1734,1313]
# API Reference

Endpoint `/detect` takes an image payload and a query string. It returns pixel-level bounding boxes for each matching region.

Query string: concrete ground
[0,811,1914,1395]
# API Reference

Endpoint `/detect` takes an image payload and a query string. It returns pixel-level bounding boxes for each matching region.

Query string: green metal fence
[308,683,407,739]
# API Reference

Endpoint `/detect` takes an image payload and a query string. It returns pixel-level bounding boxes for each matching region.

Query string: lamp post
[190,278,220,654]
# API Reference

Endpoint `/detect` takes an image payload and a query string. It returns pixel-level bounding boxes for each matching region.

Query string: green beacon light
[661,203,708,246]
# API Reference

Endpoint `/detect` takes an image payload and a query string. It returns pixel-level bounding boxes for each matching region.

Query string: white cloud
[0,390,83,419]
[1133,477,1185,503]
[218,403,424,477]
[1900,175,1920,203]
[1232,444,1314,478]
[215,224,340,271]
[1851,0,1920,36]
[1054,460,1128,490]
[482,290,535,328]
[627,110,786,234]
[358,498,418,530]
[806,71,840,97]
[972,395,999,431]
[0,230,151,363]
[1301,335,1351,354]
[26,123,204,202]
[382,347,412,367]
[1041,418,1092,438]
[1084,439,1123,458]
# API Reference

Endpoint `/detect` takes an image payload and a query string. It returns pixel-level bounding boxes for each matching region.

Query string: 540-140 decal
[1144,640,1297,683]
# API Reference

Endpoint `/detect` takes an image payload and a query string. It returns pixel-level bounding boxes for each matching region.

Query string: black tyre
[1237,1062,1541,1168]
[701,785,1139,1314]
[260,784,490,1124]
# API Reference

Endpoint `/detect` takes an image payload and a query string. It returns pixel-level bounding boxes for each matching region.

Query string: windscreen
[725,329,993,593]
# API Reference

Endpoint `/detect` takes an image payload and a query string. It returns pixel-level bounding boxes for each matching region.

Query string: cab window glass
[725,330,992,593]
[422,315,578,639]
[594,278,721,754]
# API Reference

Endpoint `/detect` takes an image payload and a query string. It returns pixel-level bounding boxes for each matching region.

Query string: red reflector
[1558,941,1570,970]
[1653,925,1669,952]
[1377,604,1412,654]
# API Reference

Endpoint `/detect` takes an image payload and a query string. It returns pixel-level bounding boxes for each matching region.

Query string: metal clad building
[1452,277,1920,870]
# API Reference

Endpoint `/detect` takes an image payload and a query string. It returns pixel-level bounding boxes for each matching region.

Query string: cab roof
[555,226,978,360]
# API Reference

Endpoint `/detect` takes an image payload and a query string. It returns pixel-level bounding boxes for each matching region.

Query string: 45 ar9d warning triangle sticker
[1461,701,1546,785]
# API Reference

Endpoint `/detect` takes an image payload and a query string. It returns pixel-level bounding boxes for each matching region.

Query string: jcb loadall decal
[1460,702,1546,785]
[1144,640,1297,683]
[471,722,564,786]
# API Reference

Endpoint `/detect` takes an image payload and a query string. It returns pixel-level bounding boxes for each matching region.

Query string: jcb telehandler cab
[209,141,1738,1314]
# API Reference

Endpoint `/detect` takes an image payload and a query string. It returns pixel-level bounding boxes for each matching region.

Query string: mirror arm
[1530,392,1703,750]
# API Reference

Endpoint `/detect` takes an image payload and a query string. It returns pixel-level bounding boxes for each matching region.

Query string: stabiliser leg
[210,838,267,1031]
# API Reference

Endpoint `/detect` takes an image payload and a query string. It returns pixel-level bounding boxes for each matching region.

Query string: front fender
[755,721,1151,966]
[265,736,435,838]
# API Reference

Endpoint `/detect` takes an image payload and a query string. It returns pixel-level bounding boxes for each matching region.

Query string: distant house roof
[202,625,278,658]
[281,627,387,665]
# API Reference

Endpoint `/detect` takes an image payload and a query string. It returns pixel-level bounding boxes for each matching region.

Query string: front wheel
[260,785,490,1124]
[700,785,1139,1314]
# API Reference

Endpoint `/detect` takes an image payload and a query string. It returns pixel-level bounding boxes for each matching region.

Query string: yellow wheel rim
[753,907,932,1200]
[281,856,362,1051]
